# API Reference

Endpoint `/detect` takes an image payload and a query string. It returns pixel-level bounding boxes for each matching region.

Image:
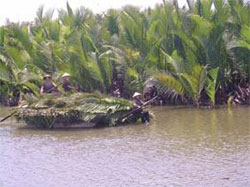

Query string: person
[40,75,59,94]
[132,92,150,124]
[62,73,73,92]
[10,89,20,106]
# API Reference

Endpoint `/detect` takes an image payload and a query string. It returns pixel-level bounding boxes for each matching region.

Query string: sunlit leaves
[205,67,219,105]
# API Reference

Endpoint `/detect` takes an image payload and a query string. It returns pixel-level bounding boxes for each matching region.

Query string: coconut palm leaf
[181,64,207,101]
[106,9,120,36]
[0,28,4,46]
[155,73,185,97]
[205,67,219,105]
[0,63,12,83]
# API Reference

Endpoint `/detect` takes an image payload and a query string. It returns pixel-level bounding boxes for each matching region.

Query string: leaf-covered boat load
[16,93,135,128]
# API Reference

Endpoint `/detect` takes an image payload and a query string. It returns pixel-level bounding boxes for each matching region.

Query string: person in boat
[40,75,59,94]
[132,92,150,124]
[62,73,73,92]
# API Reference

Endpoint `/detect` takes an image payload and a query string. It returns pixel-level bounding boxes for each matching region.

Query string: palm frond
[155,73,185,97]
[205,67,219,105]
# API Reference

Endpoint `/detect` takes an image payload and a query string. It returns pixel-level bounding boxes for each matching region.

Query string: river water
[0,106,249,187]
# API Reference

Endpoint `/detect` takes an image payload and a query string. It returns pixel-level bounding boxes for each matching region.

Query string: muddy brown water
[0,106,249,187]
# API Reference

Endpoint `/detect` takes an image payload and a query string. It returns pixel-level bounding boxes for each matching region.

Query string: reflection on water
[0,106,249,186]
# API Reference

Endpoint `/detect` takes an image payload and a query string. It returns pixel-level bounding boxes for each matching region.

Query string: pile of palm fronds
[16,93,133,128]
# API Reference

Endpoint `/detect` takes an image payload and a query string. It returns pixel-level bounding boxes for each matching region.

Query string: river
[0,106,249,187]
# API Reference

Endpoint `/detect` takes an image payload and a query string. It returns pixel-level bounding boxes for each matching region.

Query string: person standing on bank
[62,73,73,92]
[40,75,59,94]
[132,92,150,124]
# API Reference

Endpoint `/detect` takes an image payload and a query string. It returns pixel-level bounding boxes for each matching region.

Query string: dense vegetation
[0,0,249,106]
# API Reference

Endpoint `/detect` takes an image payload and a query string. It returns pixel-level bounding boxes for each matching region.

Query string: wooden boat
[15,93,137,129]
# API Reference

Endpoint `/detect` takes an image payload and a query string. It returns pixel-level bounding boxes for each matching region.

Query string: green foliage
[0,1,249,106]
[205,67,219,105]
[155,73,185,97]
[17,93,133,128]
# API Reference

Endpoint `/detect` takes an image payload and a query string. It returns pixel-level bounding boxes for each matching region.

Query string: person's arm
[133,103,140,108]
[133,100,144,108]
[66,84,74,90]
[52,82,57,88]
[40,86,44,94]
[52,82,59,92]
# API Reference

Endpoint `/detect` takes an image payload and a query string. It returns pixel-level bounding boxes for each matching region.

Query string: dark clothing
[43,82,58,93]
[62,81,72,92]
[133,98,150,123]
[133,98,144,108]
[134,109,150,123]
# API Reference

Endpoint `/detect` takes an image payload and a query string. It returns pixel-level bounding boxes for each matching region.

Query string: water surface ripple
[0,106,249,186]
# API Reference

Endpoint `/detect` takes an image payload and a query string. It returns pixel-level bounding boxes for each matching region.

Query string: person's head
[43,75,52,82]
[132,92,142,100]
[62,73,70,82]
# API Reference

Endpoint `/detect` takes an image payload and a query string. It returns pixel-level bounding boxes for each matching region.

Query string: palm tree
[0,1,249,106]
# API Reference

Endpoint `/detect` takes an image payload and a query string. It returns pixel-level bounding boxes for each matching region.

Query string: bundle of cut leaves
[16,93,133,128]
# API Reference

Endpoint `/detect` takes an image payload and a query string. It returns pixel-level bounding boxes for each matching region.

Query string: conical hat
[132,92,141,98]
[62,73,71,78]
[43,74,51,80]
